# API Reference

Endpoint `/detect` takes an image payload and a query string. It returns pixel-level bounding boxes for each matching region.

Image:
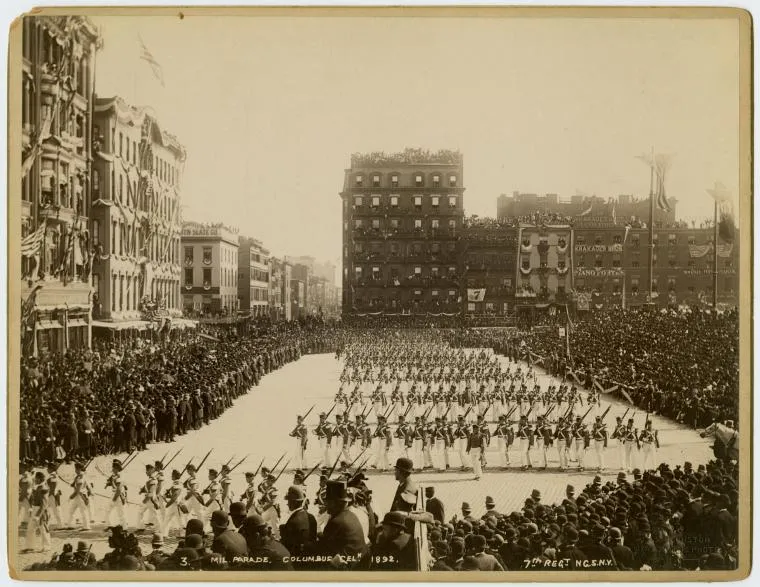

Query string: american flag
[139,36,165,86]
[20,219,47,258]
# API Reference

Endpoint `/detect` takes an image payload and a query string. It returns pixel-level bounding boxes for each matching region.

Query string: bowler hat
[211,510,229,529]
[394,457,414,474]
[286,486,306,501]
[382,511,407,529]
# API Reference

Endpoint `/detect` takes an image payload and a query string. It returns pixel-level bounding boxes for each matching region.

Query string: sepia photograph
[6,5,752,580]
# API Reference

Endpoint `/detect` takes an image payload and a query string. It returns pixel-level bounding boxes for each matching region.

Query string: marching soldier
[220,463,233,511]
[434,417,451,471]
[137,464,163,535]
[19,463,33,528]
[315,412,333,466]
[610,416,627,472]
[256,474,281,539]
[45,463,63,529]
[290,415,309,470]
[162,469,186,538]
[104,459,128,528]
[334,414,351,462]
[554,416,572,471]
[534,414,553,470]
[203,468,224,515]
[572,416,589,471]
[184,478,206,522]
[68,461,91,530]
[395,414,412,459]
[241,471,257,513]
[517,415,533,470]
[453,415,470,469]
[466,419,486,480]
[24,471,51,553]
[373,414,392,471]
[622,418,638,472]
[591,416,608,471]
[639,420,658,470]
[154,460,166,528]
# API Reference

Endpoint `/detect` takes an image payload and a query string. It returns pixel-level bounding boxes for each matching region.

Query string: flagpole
[648,146,655,304]
[713,198,719,309]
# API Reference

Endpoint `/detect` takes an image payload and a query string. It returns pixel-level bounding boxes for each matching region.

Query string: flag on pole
[707,182,735,244]
[578,200,593,217]
[654,155,672,212]
[21,219,47,258]
[139,36,165,86]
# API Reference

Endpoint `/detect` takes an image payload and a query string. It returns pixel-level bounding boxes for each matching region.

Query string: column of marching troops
[289,341,661,481]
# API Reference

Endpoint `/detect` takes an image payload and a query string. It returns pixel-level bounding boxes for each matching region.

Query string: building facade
[341,149,465,316]
[269,257,292,321]
[90,97,186,329]
[20,16,101,356]
[461,220,518,317]
[516,224,572,311]
[290,263,309,320]
[181,222,239,316]
[238,236,270,316]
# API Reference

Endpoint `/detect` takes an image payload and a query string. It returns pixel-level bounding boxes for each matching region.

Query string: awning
[92,320,150,331]
[36,319,61,330]
[172,318,198,330]
[67,319,89,328]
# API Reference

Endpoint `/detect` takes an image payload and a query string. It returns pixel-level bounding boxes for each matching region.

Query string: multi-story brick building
[180,222,239,316]
[238,236,269,317]
[90,97,186,332]
[20,16,101,356]
[290,263,309,320]
[515,223,573,314]
[461,218,518,317]
[341,149,465,316]
[268,257,292,321]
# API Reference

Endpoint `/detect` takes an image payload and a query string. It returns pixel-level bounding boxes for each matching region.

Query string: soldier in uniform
[434,417,451,471]
[137,464,163,535]
[19,463,34,528]
[315,412,333,466]
[256,474,281,540]
[591,415,608,471]
[219,464,233,511]
[622,418,638,472]
[639,420,658,470]
[162,469,186,538]
[184,477,206,522]
[203,468,224,518]
[494,415,512,468]
[534,414,553,470]
[373,415,392,471]
[517,415,533,470]
[554,416,571,470]
[241,471,257,513]
[466,421,486,480]
[395,414,411,459]
[572,416,589,471]
[334,414,351,462]
[453,415,470,470]
[68,461,91,530]
[610,416,627,472]
[24,471,51,553]
[104,459,128,527]
[45,463,63,530]
[290,415,309,470]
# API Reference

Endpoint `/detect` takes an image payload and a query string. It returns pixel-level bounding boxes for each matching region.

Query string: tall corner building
[340,149,465,316]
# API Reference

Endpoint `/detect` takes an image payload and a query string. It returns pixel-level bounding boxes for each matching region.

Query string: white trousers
[19,499,31,526]
[534,438,547,468]
[623,442,635,471]
[557,439,568,469]
[295,439,307,470]
[497,437,510,466]
[594,440,605,469]
[471,447,483,478]
[319,437,330,466]
[642,443,656,470]
[519,438,531,467]
[105,498,129,528]
[163,504,186,537]
[575,440,586,468]
[435,439,450,469]
[138,502,163,534]
[457,438,469,468]
[68,495,91,529]
[375,442,389,471]
[25,510,51,552]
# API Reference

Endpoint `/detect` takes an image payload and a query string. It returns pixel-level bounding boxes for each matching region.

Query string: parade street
[17,350,713,569]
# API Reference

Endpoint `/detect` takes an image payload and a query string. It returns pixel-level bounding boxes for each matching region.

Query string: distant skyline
[91,13,741,266]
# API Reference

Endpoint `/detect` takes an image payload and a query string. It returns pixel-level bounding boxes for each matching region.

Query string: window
[355,175,363,186]
[414,219,422,229]
[431,267,439,276]
[576,235,585,245]
[448,219,456,230]
[449,290,456,297]
[203,247,212,265]
[631,278,639,295]
[613,234,622,244]
[522,258,530,270]
[185,246,193,264]
[432,289,439,296]
[612,255,621,268]
[448,266,456,274]
[431,243,441,253]
[354,195,363,207]
[431,219,440,229]
[390,219,399,229]
[415,175,423,187]
[184,268,193,285]
[372,266,380,278]
[486,302,494,312]
[687,258,695,267]
[632,235,640,248]
[668,255,677,267]
[632,255,640,268]
[390,243,399,255]
[203,268,212,285]
[467,302,476,312]
[652,279,659,292]
[355,267,362,278]
[652,234,659,245]
[668,234,677,246]
[414,195,422,208]
[595,255,604,268]
[448,195,457,208]
[433,174,440,186]
[668,277,677,291]
[431,195,440,207]
[449,175,457,187]
[371,195,380,208]
[391,175,399,188]
[371,219,380,229]
[390,195,399,207]
[372,175,380,187]
[595,234,603,245]
[414,266,422,275]
[502,278,512,288]
[577,255,585,268]
[688,235,696,245]
[354,219,363,228]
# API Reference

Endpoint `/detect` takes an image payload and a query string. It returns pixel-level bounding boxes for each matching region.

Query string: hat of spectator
[632,468,642,478]
[566,484,575,494]
[324,479,350,502]
[563,526,579,542]
[472,534,487,551]
[211,510,230,530]
[433,540,450,557]
[462,502,472,513]
[119,555,142,570]
[382,511,407,530]
[531,489,541,501]
[394,457,414,475]
[516,537,531,550]
[703,552,726,570]
[229,501,246,518]
[184,534,204,549]
[76,541,89,553]
[638,519,651,533]
[185,518,205,537]
[485,496,496,507]
[460,520,473,532]
[525,522,539,535]
[286,486,306,501]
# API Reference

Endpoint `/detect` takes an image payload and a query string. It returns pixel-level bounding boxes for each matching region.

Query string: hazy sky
[92,13,741,265]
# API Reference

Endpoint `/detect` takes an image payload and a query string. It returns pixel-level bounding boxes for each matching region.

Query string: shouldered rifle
[599,405,612,422]
[324,403,338,420]
[164,448,183,469]
[443,403,453,420]
[346,446,368,471]
[579,406,593,423]
[229,454,249,474]
[327,451,342,478]
[619,407,630,423]
[403,402,413,418]
[195,448,214,473]
[269,452,287,475]
[223,455,236,469]
[302,461,322,483]
[251,457,265,480]
[462,406,473,420]
[272,459,291,485]
[301,404,316,422]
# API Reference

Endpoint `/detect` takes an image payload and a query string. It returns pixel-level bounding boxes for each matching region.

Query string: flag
[610,201,616,224]
[707,182,735,244]
[467,288,486,302]
[578,201,593,217]
[623,224,631,245]
[139,36,165,86]
[21,219,47,258]
[654,155,672,212]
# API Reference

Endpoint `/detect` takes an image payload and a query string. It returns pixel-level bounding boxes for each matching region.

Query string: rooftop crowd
[26,456,738,572]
